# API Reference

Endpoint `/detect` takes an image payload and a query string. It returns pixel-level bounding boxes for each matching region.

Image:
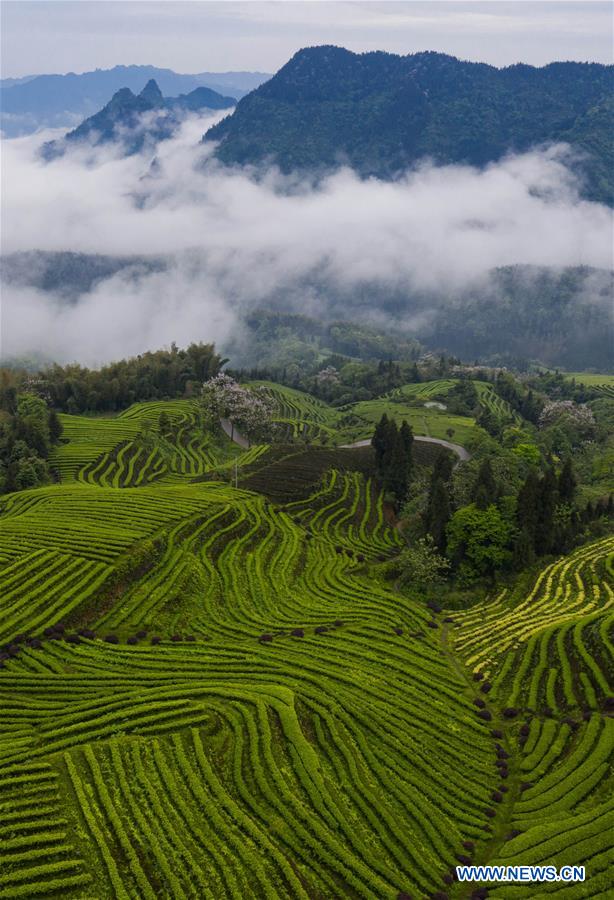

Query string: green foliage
[397,535,450,590]
[207,47,613,205]
[446,502,512,582]
[0,374,612,897]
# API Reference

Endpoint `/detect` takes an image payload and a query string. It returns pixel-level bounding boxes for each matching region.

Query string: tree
[201,374,275,444]
[372,413,389,473]
[558,458,576,503]
[516,469,540,546]
[397,536,450,589]
[478,407,501,439]
[384,430,409,505]
[425,477,451,553]
[472,459,498,509]
[535,468,558,555]
[48,409,63,444]
[446,503,512,582]
[513,527,535,570]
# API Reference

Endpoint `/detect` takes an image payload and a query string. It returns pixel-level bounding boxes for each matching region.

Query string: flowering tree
[201,374,275,443]
[539,400,595,430]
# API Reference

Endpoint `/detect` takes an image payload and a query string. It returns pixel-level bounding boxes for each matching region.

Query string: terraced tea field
[0,388,612,898]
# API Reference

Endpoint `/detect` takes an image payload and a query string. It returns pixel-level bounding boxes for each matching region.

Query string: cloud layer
[1,111,612,365]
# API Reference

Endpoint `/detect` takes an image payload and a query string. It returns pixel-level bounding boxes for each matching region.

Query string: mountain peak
[139,79,163,104]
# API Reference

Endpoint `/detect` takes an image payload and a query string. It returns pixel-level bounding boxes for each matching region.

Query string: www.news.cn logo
[456,865,586,883]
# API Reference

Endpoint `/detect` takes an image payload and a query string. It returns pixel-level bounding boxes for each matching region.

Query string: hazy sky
[1,1,612,78]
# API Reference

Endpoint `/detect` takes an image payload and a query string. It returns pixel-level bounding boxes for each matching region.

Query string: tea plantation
[0,390,612,899]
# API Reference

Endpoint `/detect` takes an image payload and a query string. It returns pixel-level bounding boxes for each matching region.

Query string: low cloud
[1,110,612,366]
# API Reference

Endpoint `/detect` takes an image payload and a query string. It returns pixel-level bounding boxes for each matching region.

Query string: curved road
[339,436,471,464]
[221,418,471,464]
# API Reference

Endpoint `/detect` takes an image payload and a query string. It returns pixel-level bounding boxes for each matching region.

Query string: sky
[1,1,612,78]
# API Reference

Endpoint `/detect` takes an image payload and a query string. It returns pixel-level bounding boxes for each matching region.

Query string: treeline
[0,392,63,493]
[0,343,225,414]
[230,355,462,407]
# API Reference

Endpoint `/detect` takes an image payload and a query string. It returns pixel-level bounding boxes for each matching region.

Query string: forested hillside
[206,46,614,204]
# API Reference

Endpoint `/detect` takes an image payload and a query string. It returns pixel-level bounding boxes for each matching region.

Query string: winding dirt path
[221,418,471,465]
[340,436,471,464]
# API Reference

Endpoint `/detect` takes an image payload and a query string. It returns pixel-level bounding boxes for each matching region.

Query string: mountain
[205,46,614,204]
[0,65,270,137]
[1,250,167,297]
[42,79,235,158]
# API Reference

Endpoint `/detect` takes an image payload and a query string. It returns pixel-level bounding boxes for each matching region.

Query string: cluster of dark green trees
[0,392,63,494]
[5,343,225,414]
[371,414,414,506]
[421,452,612,584]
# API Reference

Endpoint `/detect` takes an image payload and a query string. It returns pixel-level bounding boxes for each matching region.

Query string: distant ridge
[42,79,235,158]
[206,45,614,204]
[1,65,270,136]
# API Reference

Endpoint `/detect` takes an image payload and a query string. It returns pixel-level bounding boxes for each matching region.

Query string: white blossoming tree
[201,374,275,445]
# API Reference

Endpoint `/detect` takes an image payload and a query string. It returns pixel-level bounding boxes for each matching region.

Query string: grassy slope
[0,388,612,898]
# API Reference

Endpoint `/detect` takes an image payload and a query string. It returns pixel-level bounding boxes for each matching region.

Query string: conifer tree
[558,458,576,503]
[516,469,540,545]
[372,413,389,473]
[473,459,498,509]
[385,431,409,503]
[513,527,535,569]
[426,477,451,553]
[536,468,558,555]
